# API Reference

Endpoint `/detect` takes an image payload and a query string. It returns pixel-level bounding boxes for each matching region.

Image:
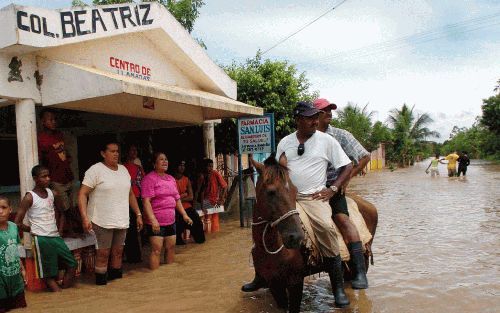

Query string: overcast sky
[3,0,499,141]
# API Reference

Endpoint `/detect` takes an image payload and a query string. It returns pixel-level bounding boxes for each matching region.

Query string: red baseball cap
[313,98,337,110]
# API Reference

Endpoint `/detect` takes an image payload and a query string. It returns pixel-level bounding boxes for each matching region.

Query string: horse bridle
[252,209,299,254]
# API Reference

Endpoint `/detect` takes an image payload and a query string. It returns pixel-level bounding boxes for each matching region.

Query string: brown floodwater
[23,160,499,313]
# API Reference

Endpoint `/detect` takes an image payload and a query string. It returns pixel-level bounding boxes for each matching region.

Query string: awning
[38,58,263,124]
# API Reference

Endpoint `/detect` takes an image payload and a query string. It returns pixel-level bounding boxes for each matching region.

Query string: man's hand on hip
[311,188,335,202]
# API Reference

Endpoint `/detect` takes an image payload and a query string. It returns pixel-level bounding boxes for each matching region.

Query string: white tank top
[27,189,59,237]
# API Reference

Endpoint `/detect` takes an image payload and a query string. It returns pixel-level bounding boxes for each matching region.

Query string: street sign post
[237,113,275,227]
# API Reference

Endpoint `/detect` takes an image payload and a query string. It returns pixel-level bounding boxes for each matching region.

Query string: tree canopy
[441,93,500,160]
[217,53,318,154]
[73,0,205,33]
[331,103,374,150]
[387,104,439,166]
[481,94,500,135]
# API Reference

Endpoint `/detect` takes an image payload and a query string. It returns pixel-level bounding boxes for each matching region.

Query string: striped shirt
[326,126,370,185]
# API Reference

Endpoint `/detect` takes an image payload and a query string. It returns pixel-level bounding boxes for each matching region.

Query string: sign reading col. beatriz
[16,3,154,39]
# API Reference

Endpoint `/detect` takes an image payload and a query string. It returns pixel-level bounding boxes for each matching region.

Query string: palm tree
[387,104,439,166]
[333,103,374,149]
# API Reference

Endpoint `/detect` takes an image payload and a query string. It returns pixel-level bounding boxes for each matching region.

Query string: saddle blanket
[296,196,372,263]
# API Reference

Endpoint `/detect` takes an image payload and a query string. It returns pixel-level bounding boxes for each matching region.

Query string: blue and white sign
[238,113,275,154]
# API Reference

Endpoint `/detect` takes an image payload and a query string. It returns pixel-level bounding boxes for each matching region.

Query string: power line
[261,0,349,55]
[302,12,500,65]
[325,20,500,65]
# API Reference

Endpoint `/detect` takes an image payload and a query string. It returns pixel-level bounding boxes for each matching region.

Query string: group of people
[243,98,375,308]
[426,151,471,177]
[0,109,229,311]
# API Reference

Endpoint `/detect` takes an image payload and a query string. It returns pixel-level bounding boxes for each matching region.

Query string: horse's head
[255,156,304,249]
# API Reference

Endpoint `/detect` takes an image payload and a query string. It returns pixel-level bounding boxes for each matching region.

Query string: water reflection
[298,159,500,313]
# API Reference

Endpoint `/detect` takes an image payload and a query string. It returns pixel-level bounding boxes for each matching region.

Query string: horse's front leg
[269,280,288,310]
[287,278,304,313]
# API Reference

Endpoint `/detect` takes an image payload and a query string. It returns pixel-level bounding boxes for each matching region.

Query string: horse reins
[252,209,299,255]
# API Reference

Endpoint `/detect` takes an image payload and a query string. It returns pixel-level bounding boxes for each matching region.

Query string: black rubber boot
[108,268,123,281]
[325,255,350,308]
[348,241,369,289]
[241,272,268,292]
[95,272,107,285]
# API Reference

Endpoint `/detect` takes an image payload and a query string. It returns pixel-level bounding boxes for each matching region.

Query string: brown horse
[251,157,377,313]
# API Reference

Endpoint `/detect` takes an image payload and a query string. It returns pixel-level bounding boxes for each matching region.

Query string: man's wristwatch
[329,185,338,193]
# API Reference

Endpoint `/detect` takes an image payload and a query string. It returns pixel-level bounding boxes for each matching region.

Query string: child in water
[0,195,27,312]
[15,165,77,292]
[425,154,443,177]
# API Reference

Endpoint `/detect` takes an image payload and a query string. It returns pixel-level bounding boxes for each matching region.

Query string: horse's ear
[248,154,265,174]
[263,153,277,166]
[254,161,264,174]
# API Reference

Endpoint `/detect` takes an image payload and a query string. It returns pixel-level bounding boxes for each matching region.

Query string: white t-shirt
[276,131,351,194]
[82,162,131,229]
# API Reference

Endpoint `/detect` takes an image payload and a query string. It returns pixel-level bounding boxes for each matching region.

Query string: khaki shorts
[51,181,73,211]
[297,196,340,257]
[92,223,127,250]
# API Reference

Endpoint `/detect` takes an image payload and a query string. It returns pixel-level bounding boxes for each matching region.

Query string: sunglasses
[298,143,305,156]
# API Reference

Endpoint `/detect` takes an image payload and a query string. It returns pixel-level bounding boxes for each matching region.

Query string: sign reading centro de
[238,114,275,154]
[16,3,153,39]
[109,57,151,81]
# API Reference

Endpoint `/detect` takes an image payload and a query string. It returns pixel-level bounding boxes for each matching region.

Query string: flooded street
[24,160,499,313]
[300,159,500,313]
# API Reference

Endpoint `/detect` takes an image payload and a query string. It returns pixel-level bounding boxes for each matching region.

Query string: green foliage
[440,123,499,160]
[440,95,500,160]
[218,53,318,153]
[332,103,373,149]
[481,94,500,135]
[163,0,204,33]
[71,0,89,6]
[370,121,392,150]
[90,0,204,33]
[387,104,439,166]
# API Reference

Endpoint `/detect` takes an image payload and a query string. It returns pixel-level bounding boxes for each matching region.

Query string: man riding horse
[244,101,354,307]
[313,97,370,289]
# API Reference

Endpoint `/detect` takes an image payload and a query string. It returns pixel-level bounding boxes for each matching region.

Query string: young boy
[0,195,27,312]
[14,165,77,292]
[425,154,443,177]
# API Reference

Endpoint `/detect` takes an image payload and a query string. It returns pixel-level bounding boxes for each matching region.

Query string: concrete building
[0,2,262,198]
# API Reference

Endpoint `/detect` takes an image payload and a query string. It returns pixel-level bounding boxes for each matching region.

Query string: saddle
[297,196,372,265]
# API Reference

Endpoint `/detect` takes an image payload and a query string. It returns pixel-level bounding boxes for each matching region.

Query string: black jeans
[176,207,205,244]
[124,199,142,263]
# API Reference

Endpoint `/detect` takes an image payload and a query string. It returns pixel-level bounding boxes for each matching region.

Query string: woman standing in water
[141,153,193,270]
[78,141,143,285]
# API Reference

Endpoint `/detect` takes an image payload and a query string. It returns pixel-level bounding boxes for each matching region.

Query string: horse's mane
[262,155,289,185]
